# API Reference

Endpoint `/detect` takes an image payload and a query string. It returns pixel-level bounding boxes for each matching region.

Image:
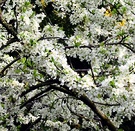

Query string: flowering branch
[20,86,52,109]
[20,79,60,97]
[106,42,135,53]
[79,94,117,131]
[0,37,19,50]
[0,56,20,77]
[0,14,18,39]
[49,84,117,131]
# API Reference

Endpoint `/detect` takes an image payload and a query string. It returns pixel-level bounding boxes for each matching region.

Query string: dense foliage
[0,0,135,131]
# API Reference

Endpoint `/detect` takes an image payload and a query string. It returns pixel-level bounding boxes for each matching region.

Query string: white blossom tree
[0,0,135,131]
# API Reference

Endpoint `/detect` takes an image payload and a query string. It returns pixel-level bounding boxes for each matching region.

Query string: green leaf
[98,94,102,98]
[100,42,105,46]
[91,9,95,15]
[118,129,124,131]
[15,69,21,73]
[109,80,116,88]
[115,3,121,8]
[17,125,21,131]
[123,95,127,100]
[51,57,55,63]
[26,59,33,67]
[99,77,105,82]
[21,57,26,64]
[75,42,81,47]
[121,7,127,13]
[47,26,52,32]
[112,8,117,14]
[1,103,4,108]
[24,1,30,7]
[99,48,107,54]
[30,39,36,46]
[117,30,125,36]
[87,32,92,37]
[33,69,37,77]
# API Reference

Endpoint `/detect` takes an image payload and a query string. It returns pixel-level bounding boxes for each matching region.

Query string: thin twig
[89,61,97,85]
[93,101,120,106]
[0,37,19,50]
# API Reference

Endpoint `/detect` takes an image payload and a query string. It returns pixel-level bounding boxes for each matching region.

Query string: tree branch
[0,14,18,39]
[48,84,117,131]
[0,56,20,77]
[0,37,19,50]
[106,42,135,53]
[20,79,60,97]
[20,86,52,109]
[79,94,117,131]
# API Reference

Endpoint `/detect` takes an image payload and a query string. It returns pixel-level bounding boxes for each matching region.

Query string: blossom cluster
[0,0,135,131]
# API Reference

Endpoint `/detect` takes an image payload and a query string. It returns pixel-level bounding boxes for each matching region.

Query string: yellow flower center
[104,9,112,17]
[118,19,126,26]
